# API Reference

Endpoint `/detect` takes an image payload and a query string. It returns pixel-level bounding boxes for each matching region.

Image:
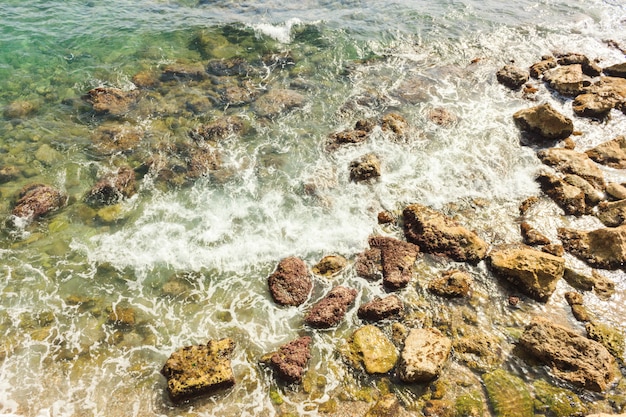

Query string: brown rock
[530,57,557,79]
[380,112,410,137]
[563,267,615,297]
[161,63,208,82]
[403,204,488,264]
[488,245,564,302]
[497,65,529,90]
[573,93,617,118]
[559,225,626,269]
[519,317,617,392]
[326,119,374,151]
[563,174,603,207]
[556,52,601,76]
[269,336,311,384]
[189,116,245,142]
[12,184,67,221]
[268,257,312,306]
[107,305,135,328]
[543,64,585,96]
[541,244,564,257]
[206,58,250,76]
[586,136,626,169]
[398,328,452,383]
[82,87,140,116]
[606,182,626,200]
[513,103,573,141]
[537,173,587,216]
[304,286,357,329]
[377,210,395,224]
[161,338,236,403]
[349,153,381,182]
[355,247,382,280]
[565,291,590,322]
[132,70,160,88]
[537,148,605,190]
[311,255,347,277]
[253,88,304,118]
[428,269,472,298]
[364,393,401,417]
[596,200,626,227]
[519,196,539,215]
[91,123,143,155]
[368,236,420,290]
[4,100,36,119]
[85,166,136,206]
[603,62,626,78]
[520,221,551,246]
[427,107,457,126]
[357,295,404,321]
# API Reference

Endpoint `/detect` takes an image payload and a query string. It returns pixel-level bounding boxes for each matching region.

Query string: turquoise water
[1,1,626,416]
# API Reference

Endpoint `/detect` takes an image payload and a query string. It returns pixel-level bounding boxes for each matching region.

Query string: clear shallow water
[1,1,626,416]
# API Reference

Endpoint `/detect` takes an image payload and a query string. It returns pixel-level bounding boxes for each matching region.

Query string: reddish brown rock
[85,166,136,206]
[520,221,551,246]
[268,257,312,306]
[82,87,140,116]
[12,184,67,221]
[428,269,472,298]
[513,103,573,141]
[357,295,404,321]
[355,247,382,280]
[380,112,410,137]
[189,116,245,142]
[558,225,626,270]
[368,236,420,290]
[269,336,312,384]
[304,286,357,329]
[377,210,395,224]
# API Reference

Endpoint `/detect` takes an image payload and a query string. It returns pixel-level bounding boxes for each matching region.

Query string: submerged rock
[346,325,398,374]
[586,135,626,169]
[91,123,144,155]
[189,116,245,142]
[513,103,573,141]
[403,204,488,264]
[537,148,605,190]
[483,369,534,417]
[268,257,312,306]
[428,269,472,298]
[559,225,626,270]
[12,184,67,221]
[364,393,401,417]
[398,327,451,383]
[326,119,374,151]
[496,65,529,90]
[161,63,208,82]
[161,338,236,403]
[85,166,137,206]
[4,100,36,119]
[427,107,457,127]
[488,245,564,302]
[304,286,357,329]
[349,153,381,182]
[269,336,312,384]
[357,295,404,322]
[519,317,617,392]
[533,379,587,417]
[368,236,420,290]
[311,255,347,277]
[82,87,140,116]
[253,88,304,118]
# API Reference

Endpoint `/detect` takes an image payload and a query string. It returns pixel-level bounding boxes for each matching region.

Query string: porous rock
[82,87,140,116]
[311,254,347,277]
[403,204,488,264]
[326,119,374,151]
[268,257,312,306]
[586,135,626,169]
[364,393,401,417]
[269,336,312,384]
[12,184,67,221]
[530,56,557,78]
[497,65,529,90]
[253,88,304,118]
[513,103,573,141]
[537,173,587,216]
[543,64,585,96]
[189,116,245,142]
[161,338,236,403]
[563,267,615,297]
[398,327,451,383]
[368,236,420,290]
[537,148,605,190]
[85,166,137,206]
[520,221,551,246]
[304,286,357,329]
[349,153,381,182]
[347,325,398,374]
[357,295,404,321]
[427,269,472,298]
[596,200,626,227]
[558,225,626,269]
[519,317,617,392]
[487,244,564,302]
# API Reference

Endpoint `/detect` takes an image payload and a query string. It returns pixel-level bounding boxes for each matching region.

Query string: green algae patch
[455,391,485,417]
[483,369,533,417]
[532,379,586,417]
[586,322,625,362]
[343,325,398,374]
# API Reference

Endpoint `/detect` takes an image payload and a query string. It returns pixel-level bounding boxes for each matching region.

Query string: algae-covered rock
[365,393,401,417]
[346,325,398,374]
[161,338,236,403]
[428,269,472,298]
[483,369,533,417]
[586,322,625,362]
[311,255,347,277]
[455,391,485,417]
[533,379,587,417]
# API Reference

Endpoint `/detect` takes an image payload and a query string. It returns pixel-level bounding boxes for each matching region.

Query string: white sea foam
[252,18,304,44]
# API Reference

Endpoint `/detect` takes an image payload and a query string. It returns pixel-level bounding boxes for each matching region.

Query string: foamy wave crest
[252,18,304,43]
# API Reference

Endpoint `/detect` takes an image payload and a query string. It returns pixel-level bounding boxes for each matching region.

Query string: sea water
[0,1,625,416]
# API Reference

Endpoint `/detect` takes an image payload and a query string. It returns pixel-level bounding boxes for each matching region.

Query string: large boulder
[537,148,605,190]
[558,225,626,269]
[268,257,312,306]
[12,184,67,221]
[513,103,573,141]
[85,166,137,206]
[543,64,585,96]
[496,65,529,90]
[398,327,452,383]
[161,338,236,403]
[304,286,357,329]
[346,325,398,374]
[82,87,140,116]
[596,200,626,227]
[518,317,617,392]
[402,204,488,264]
[269,336,311,384]
[488,245,564,302]
[586,135,626,169]
[357,295,404,322]
[368,236,420,290]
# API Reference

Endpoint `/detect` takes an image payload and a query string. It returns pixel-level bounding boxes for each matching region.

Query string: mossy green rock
[586,322,625,361]
[533,379,586,417]
[365,393,401,417]
[348,325,398,374]
[483,369,533,417]
[455,391,485,417]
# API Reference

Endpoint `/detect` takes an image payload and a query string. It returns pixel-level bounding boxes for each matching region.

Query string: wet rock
[377,210,395,224]
[520,221,550,246]
[582,77,626,114]
[597,200,626,227]
[189,116,245,142]
[603,62,626,78]
[349,153,381,182]
[304,286,357,329]
[380,112,410,138]
[487,244,564,302]
[4,100,36,119]
[533,379,587,417]
[364,393,401,417]
[537,148,605,190]
[311,255,347,277]
[392,76,434,104]
[586,322,625,362]
[218,80,259,107]
[398,327,452,383]
[132,70,160,88]
[607,182,626,200]
[346,325,398,374]
[427,107,457,126]
[82,87,140,116]
[563,267,615,297]
[483,369,534,417]
[519,196,539,215]
[368,236,420,290]
[12,184,67,221]
[268,257,312,306]
[107,305,136,328]
[513,103,573,141]
[206,58,250,76]
[586,136,626,169]
[423,400,452,417]
[161,338,236,403]
[357,295,404,322]
[556,52,601,76]
[537,173,587,216]
[542,243,564,257]
[161,63,208,82]
[355,247,382,280]
[186,146,222,180]
[428,269,472,298]
[530,56,557,78]
[565,291,590,322]
[402,203,488,264]
[326,119,374,151]
[253,88,304,118]
[544,64,585,96]
[573,93,618,118]
[558,225,626,270]
[91,123,144,155]
[85,166,136,206]
[453,332,503,371]
[269,336,311,384]
[519,316,617,392]
[563,174,603,207]
[496,65,529,90]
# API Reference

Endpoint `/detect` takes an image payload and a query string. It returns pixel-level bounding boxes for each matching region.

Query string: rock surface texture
[559,225,626,269]
[357,295,404,321]
[268,257,312,306]
[304,286,357,329]
[368,236,420,290]
[348,325,398,374]
[398,327,452,383]
[12,184,67,221]
[513,103,574,141]
[269,336,312,384]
